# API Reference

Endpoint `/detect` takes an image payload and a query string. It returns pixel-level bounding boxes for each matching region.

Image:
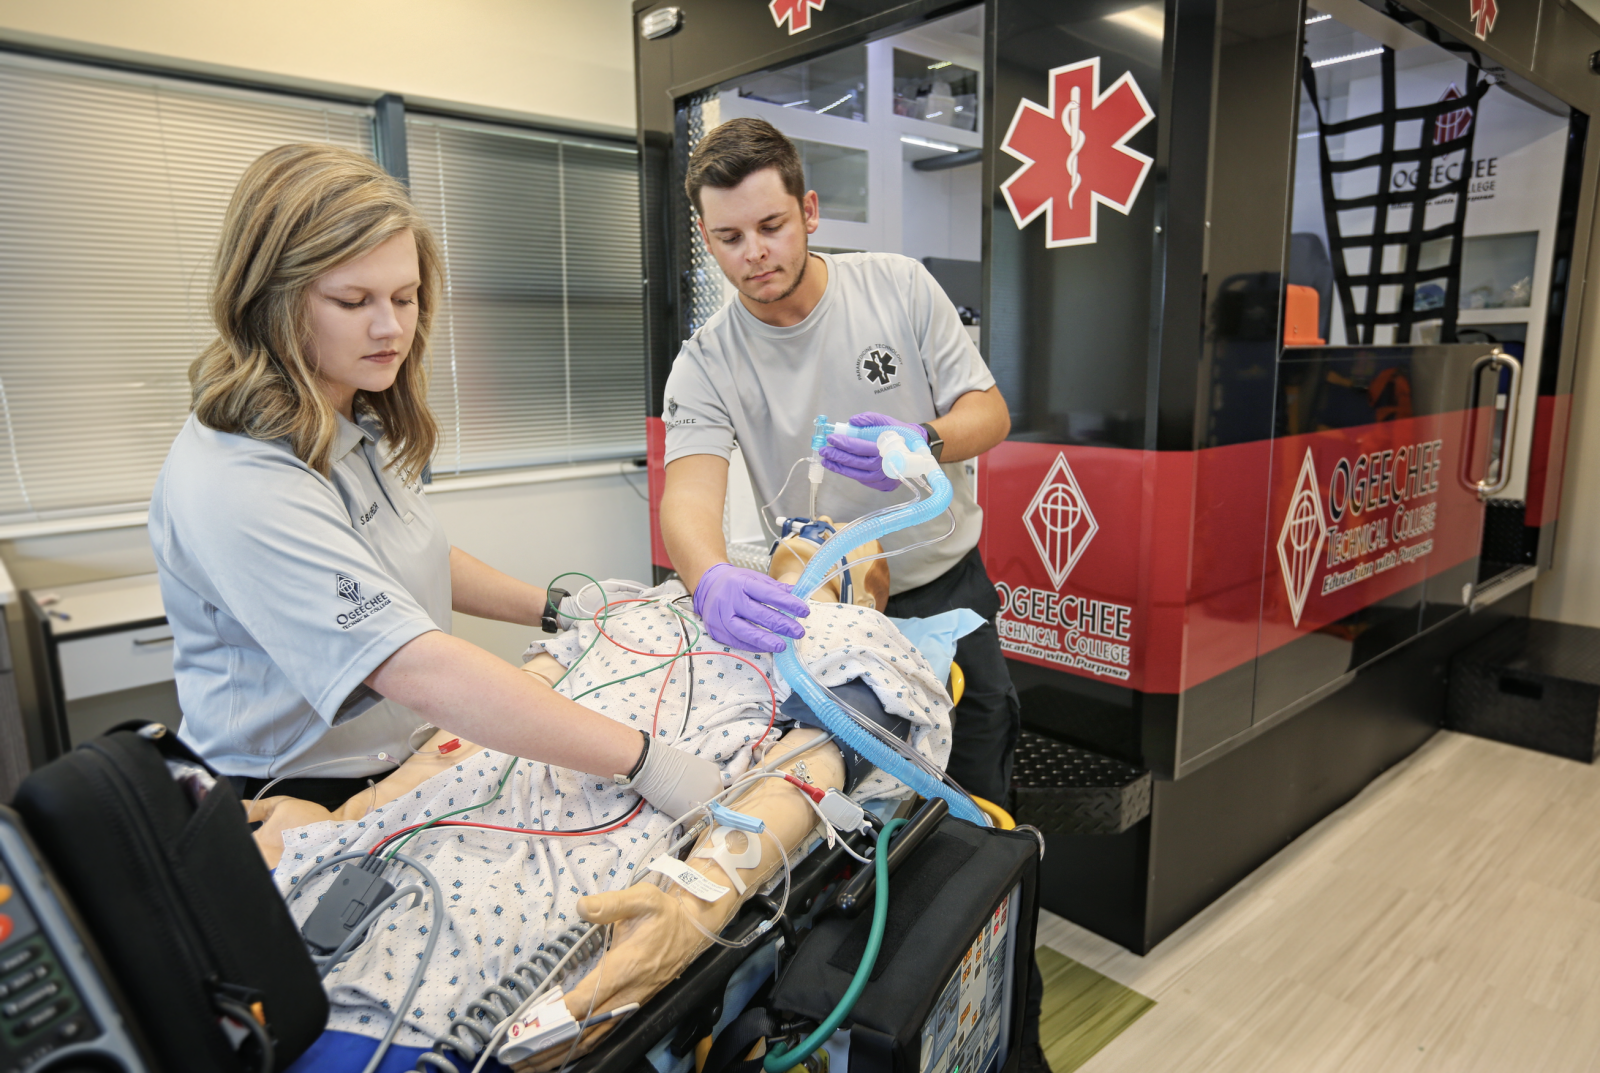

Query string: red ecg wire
[365,596,785,857]
[588,597,781,752]
[783,773,825,802]
[677,648,780,752]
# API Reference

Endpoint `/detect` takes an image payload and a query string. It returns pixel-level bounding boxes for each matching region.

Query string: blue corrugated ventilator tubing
[772,421,987,827]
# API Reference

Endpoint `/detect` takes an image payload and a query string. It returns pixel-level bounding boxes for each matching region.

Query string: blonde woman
[150,143,719,817]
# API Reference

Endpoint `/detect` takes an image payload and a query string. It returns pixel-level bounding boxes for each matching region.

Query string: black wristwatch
[614,729,650,787]
[919,423,945,462]
[541,587,569,633]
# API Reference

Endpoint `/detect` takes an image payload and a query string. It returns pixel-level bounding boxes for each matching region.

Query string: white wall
[1531,203,1600,626]
[431,476,650,662]
[0,0,651,665]
[0,0,638,133]
[0,475,652,666]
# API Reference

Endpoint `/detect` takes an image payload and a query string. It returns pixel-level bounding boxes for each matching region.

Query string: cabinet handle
[133,635,174,646]
[1459,348,1521,501]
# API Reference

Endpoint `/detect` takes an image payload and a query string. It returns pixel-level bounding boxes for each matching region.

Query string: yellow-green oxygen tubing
[761,816,908,1072]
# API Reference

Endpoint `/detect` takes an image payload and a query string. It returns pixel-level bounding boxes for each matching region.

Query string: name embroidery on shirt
[334,572,392,630]
[358,501,380,525]
[855,344,903,395]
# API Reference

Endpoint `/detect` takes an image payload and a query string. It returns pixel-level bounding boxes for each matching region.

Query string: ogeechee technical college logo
[335,572,362,605]
[1000,58,1156,248]
[1277,449,1329,627]
[856,344,901,393]
[334,571,392,630]
[770,0,824,34]
[1435,84,1473,142]
[1023,454,1098,589]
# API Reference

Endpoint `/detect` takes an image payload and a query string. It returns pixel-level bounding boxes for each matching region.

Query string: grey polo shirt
[663,251,995,592]
[150,412,451,779]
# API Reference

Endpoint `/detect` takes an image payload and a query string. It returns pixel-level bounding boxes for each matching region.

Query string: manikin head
[686,118,820,307]
[768,519,891,612]
[191,143,441,479]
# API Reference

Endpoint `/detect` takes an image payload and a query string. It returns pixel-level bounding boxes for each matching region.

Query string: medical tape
[690,826,764,895]
[647,856,731,902]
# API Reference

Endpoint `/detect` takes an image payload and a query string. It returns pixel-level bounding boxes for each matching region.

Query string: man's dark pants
[884,545,1020,803]
[885,545,1045,1058]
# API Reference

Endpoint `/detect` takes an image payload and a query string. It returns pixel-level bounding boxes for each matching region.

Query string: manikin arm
[512,728,846,1071]
[250,654,590,869]
[248,725,491,868]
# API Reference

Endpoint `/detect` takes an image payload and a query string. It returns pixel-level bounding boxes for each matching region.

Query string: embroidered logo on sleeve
[665,395,697,427]
[336,573,361,603]
[334,572,392,629]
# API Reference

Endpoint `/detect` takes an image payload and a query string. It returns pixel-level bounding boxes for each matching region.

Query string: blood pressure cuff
[770,818,1040,1073]
[779,679,911,794]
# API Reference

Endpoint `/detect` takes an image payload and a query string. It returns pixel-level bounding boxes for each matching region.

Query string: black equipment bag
[770,818,1040,1073]
[10,721,328,1072]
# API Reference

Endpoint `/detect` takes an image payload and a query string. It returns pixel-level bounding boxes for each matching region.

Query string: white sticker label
[648,857,731,902]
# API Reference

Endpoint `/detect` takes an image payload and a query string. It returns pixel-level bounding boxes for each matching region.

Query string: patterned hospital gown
[273,579,954,1049]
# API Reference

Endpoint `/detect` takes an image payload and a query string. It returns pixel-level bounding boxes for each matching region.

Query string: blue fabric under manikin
[779,679,912,794]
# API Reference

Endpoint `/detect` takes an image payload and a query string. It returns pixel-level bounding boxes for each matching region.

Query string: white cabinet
[25,573,176,754]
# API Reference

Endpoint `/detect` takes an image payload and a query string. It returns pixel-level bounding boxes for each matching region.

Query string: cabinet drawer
[57,625,175,702]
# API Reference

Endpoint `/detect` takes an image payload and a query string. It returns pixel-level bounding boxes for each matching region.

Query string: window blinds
[0,51,374,524]
[405,116,645,475]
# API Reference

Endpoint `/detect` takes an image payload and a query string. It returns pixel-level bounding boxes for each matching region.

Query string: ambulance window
[795,139,869,223]
[892,50,980,132]
[736,46,868,123]
[1291,10,1572,351]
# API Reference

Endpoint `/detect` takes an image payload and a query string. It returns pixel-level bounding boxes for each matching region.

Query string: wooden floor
[1033,731,1600,1072]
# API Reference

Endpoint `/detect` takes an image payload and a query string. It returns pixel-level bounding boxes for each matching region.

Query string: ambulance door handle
[1460,349,1521,500]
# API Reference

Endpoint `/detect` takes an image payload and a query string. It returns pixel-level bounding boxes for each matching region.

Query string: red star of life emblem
[999,58,1155,248]
[1469,0,1497,38]
[770,0,825,34]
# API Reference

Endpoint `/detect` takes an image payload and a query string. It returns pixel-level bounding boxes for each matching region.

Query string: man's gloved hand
[819,412,928,492]
[692,562,809,653]
[628,734,725,820]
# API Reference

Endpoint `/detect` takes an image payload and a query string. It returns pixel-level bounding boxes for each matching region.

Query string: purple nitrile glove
[692,563,810,653]
[819,412,928,492]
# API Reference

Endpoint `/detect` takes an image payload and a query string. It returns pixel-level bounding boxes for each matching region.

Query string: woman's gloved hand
[692,563,809,653]
[820,412,928,492]
[628,734,727,820]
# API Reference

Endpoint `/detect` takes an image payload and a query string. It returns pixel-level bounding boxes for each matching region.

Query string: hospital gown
[273,579,955,1049]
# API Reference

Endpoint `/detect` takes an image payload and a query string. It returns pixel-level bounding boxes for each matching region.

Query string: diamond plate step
[1010,730,1151,836]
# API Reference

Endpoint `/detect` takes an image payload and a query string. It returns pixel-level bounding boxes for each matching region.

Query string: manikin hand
[693,563,809,653]
[510,728,846,1072]
[819,411,928,492]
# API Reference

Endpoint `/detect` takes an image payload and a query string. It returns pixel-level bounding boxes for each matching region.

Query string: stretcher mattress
[274,580,954,1062]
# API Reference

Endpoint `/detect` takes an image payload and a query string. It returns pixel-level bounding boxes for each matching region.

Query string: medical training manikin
[246,520,960,1070]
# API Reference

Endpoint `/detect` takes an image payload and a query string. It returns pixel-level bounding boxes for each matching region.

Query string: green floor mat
[1035,946,1155,1072]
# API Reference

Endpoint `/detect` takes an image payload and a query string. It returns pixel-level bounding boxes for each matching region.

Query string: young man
[661,119,1049,1073]
[658,116,1020,808]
